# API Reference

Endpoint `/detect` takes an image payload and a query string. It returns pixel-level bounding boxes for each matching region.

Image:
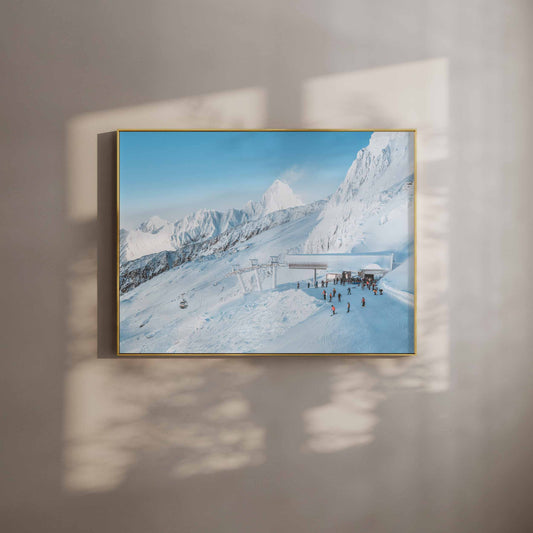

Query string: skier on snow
[348,287,351,295]
[361,297,366,307]
[331,305,336,315]
[347,302,350,313]
[323,289,326,300]
[338,293,342,303]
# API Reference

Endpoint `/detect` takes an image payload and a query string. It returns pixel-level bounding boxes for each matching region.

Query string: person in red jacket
[331,305,336,315]
[361,297,366,307]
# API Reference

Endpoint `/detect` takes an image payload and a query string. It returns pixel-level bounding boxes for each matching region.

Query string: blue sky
[119,130,372,229]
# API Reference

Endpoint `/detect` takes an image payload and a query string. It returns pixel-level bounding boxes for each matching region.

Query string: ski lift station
[225,252,394,295]
[286,252,393,283]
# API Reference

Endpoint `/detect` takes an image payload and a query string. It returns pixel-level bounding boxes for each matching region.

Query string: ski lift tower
[249,258,262,291]
[232,264,246,293]
[270,255,280,289]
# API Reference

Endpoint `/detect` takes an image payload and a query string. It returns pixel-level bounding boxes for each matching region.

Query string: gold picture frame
[117,129,417,356]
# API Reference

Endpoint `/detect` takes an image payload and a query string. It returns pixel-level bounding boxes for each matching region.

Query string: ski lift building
[359,263,389,281]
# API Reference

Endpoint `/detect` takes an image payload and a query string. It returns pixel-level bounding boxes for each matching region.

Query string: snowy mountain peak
[137,215,169,234]
[364,131,402,156]
[260,179,303,215]
[305,131,414,253]
[331,131,412,204]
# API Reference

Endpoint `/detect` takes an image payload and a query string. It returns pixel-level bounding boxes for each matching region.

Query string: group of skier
[299,276,384,316]
[361,279,383,296]
[322,287,344,304]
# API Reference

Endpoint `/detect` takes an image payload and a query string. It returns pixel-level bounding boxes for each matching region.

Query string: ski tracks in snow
[166,289,322,353]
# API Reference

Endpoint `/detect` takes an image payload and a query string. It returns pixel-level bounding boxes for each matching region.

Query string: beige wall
[1,1,532,532]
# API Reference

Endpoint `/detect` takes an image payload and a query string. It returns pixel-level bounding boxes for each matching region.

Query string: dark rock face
[120,247,197,294]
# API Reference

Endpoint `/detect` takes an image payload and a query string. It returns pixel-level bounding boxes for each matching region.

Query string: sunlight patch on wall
[302,58,450,452]
[302,58,449,162]
[66,87,267,222]
[64,88,267,493]
[63,338,265,492]
[304,368,384,452]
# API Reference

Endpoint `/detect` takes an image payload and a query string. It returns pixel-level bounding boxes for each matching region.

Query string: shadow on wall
[64,59,450,495]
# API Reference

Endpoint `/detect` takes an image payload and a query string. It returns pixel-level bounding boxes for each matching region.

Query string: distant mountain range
[120,179,304,263]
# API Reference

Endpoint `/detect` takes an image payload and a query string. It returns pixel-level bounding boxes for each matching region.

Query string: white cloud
[278,166,305,185]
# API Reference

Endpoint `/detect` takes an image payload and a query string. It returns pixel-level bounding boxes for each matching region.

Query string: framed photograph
[117,130,416,356]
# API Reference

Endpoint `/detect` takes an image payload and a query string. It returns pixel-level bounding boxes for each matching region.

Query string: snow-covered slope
[379,257,415,306]
[121,180,303,262]
[305,132,414,256]
[120,212,414,354]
